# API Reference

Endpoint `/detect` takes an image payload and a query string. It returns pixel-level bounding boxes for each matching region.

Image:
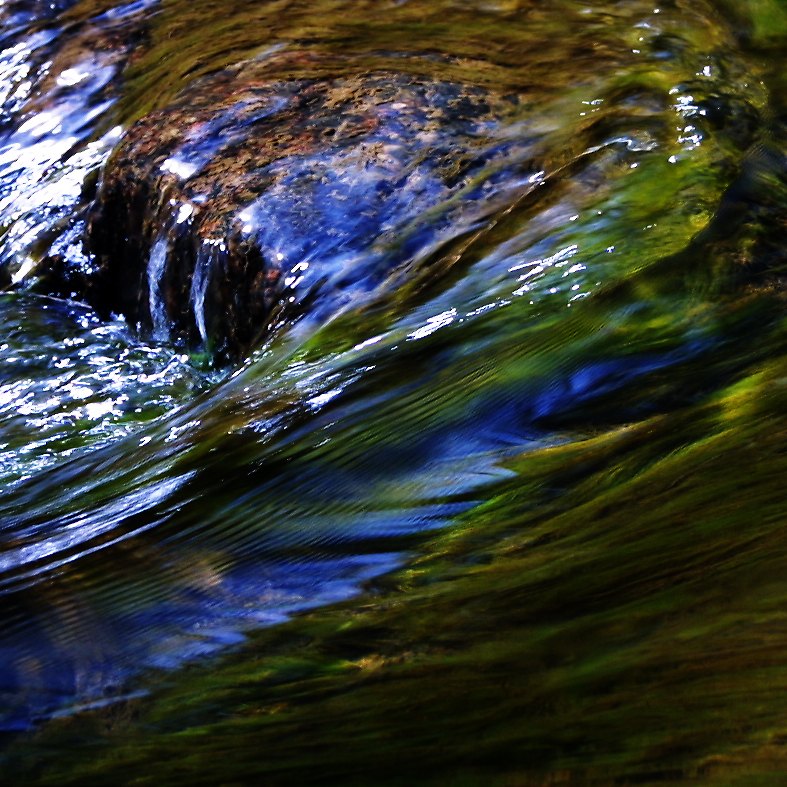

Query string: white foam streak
[0,473,196,575]
[147,235,170,341]
[190,243,213,344]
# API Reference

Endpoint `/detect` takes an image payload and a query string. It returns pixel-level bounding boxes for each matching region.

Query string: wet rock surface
[74,59,536,362]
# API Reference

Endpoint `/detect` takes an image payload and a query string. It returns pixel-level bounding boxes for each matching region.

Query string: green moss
[5,319,787,785]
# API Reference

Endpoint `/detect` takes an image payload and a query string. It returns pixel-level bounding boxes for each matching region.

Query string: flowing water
[2,0,787,784]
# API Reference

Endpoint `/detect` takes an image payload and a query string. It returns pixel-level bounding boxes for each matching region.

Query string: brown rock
[84,61,533,362]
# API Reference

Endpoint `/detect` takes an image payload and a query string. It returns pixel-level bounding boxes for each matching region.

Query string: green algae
[12,314,787,786]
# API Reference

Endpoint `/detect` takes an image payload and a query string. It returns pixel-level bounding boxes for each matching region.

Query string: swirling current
[3,1,787,784]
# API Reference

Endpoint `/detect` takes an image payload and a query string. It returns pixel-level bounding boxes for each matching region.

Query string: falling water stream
[2,1,787,784]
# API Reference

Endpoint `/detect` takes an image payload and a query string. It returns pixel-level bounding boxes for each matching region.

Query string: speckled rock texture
[80,58,534,362]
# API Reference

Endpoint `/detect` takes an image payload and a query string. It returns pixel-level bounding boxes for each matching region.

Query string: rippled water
[2,0,787,783]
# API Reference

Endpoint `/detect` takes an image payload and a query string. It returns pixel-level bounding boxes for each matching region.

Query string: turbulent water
[2,0,787,784]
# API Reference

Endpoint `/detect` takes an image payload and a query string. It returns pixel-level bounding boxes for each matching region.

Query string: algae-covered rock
[80,59,536,362]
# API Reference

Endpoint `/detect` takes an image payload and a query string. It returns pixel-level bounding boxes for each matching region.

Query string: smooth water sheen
[2,0,787,784]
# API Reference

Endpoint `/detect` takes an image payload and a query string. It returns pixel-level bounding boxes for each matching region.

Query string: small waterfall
[191,243,210,342]
[190,240,214,346]
[147,233,169,340]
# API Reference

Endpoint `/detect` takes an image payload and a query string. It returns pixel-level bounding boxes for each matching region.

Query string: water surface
[3,0,787,784]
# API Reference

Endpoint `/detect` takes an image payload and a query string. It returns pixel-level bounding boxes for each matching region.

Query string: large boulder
[78,58,534,362]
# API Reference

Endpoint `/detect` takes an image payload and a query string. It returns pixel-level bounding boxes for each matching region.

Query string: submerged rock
[76,59,536,362]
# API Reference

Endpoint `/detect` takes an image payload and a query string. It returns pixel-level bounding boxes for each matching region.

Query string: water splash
[0,0,156,284]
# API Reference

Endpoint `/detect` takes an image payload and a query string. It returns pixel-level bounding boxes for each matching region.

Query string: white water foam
[147,234,170,340]
[190,241,215,345]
